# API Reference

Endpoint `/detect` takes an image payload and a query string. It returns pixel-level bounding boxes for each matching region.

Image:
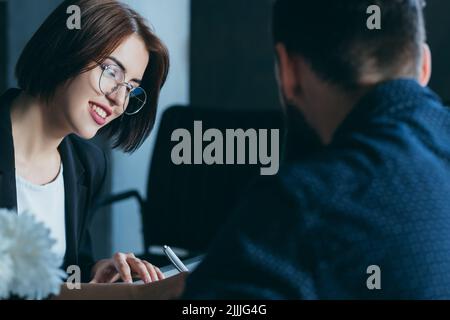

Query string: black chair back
[142,106,285,255]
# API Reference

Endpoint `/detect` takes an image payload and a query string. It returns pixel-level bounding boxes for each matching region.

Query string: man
[182,0,450,299]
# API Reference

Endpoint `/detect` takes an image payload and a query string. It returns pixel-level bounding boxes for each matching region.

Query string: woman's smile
[88,101,113,126]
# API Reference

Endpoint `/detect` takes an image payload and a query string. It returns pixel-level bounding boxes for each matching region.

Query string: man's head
[272,0,431,143]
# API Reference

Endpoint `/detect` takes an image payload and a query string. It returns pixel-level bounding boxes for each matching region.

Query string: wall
[7,0,62,88]
[0,1,7,93]
[190,0,280,111]
[425,0,450,102]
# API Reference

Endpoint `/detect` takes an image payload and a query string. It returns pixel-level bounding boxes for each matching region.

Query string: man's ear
[275,43,299,102]
[419,43,432,87]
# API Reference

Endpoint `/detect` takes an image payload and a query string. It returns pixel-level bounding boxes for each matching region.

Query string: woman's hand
[90,252,165,284]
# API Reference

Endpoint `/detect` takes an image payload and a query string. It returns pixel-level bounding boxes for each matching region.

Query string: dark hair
[272,0,426,90]
[16,0,169,153]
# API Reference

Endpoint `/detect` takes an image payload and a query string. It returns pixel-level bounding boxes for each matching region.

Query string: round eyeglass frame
[98,64,147,116]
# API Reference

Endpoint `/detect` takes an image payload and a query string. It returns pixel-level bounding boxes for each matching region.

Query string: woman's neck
[10,91,66,166]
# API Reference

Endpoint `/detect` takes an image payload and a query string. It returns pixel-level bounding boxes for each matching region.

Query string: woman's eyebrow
[108,56,142,84]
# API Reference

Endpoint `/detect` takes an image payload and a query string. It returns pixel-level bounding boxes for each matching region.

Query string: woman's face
[51,34,150,139]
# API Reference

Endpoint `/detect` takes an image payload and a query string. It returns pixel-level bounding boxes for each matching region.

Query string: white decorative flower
[0,209,66,300]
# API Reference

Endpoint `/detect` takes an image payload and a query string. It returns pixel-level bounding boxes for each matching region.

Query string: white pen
[163,245,189,273]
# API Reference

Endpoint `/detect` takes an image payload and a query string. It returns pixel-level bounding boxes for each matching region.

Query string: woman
[0,0,169,286]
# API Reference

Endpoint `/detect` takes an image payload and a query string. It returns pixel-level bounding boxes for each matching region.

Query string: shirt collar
[334,78,442,139]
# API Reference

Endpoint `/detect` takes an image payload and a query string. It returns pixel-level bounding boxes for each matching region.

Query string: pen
[163,245,189,273]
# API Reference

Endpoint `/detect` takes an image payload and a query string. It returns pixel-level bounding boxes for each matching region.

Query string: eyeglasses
[98,63,147,115]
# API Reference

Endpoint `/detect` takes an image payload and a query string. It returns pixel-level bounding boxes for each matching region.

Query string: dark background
[191,0,280,110]
[190,0,450,109]
[0,1,6,93]
[424,0,450,101]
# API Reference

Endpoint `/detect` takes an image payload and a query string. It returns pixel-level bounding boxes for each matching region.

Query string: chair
[94,105,285,264]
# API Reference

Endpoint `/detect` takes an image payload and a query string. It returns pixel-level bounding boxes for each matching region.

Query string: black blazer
[0,89,107,282]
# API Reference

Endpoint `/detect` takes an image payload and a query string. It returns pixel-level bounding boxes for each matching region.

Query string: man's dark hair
[272,0,426,90]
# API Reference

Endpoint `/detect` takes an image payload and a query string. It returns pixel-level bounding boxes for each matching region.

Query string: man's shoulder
[275,150,364,200]
[237,151,359,212]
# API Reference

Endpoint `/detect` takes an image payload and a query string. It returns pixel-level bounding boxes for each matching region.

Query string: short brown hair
[16,0,169,153]
[273,0,426,90]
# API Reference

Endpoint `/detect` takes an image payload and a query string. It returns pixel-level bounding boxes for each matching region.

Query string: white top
[16,165,66,260]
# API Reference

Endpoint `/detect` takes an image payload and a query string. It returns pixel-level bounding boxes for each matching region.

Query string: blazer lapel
[59,136,87,268]
[0,89,21,212]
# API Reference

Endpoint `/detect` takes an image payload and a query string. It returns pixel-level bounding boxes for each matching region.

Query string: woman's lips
[89,107,106,126]
[90,101,113,116]
[89,102,109,126]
